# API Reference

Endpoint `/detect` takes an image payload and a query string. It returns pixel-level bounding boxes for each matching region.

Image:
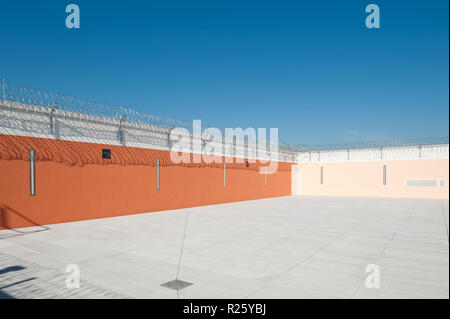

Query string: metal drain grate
[161,279,193,291]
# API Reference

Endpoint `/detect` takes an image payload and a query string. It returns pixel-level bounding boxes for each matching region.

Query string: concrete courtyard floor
[0,196,448,299]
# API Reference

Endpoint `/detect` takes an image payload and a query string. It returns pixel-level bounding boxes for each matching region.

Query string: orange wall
[0,135,291,229]
[295,159,449,199]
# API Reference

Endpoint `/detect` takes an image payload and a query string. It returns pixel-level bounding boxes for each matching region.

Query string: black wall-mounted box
[102,149,111,159]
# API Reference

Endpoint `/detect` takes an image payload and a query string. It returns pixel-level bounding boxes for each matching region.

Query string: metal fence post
[167,126,174,150]
[49,103,56,134]
[117,115,125,144]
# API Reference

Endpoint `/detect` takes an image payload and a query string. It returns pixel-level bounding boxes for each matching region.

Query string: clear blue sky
[0,0,448,145]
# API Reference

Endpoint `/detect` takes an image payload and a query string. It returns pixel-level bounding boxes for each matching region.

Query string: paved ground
[0,196,448,299]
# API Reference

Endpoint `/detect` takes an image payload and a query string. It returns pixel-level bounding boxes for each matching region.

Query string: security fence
[297,136,449,152]
[297,140,449,163]
[0,80,300,162]
[1,79,448,163]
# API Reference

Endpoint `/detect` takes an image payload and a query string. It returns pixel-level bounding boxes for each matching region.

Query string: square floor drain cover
[161,279,193,291]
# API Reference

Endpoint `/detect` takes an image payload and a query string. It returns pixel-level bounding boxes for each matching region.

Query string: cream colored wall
[291,164,301,195]
[293,159,449,199]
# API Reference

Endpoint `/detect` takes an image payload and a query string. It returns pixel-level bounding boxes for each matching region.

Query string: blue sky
[0,0,448,145]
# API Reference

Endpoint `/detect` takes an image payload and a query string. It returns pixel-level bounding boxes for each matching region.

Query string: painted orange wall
[0,135,291,229]
[295,159,449,199]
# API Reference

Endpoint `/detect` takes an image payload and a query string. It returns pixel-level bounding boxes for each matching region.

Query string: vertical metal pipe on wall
[265,166,267,185]
[383,165,387,185]
[156,158,160,191]
[30,149,35,196]
[224,163,226,188]
[320,166,323,185]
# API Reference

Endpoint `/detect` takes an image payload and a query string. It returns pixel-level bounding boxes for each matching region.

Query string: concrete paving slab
[0,196,448,298]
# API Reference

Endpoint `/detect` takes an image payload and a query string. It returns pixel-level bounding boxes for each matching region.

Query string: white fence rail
[297,144,449,163]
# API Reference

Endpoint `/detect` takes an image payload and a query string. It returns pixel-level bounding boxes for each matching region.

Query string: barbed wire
[0,79,448,153]
[297,136,449,152]
[0,80,195,130]
[0,79,303,151]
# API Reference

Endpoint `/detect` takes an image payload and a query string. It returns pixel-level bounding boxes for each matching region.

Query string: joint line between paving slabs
[349,232,397,299]
[175,211,190,298]
[243,222,358,298]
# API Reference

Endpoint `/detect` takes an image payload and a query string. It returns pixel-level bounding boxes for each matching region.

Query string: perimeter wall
[0,134,291,229]
[0,100,293,229]
[292,146,449,199]
[1,98,448,230]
